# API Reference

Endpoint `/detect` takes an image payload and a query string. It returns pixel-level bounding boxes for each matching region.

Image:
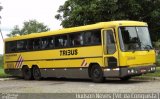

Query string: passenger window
[33,38,41,50]
[5,42,10,53]
[84,31,92,45]
[48,37,55,49]
[84,30,101,45]
[17,40,27,51]
[55,35,68,48]
[5,41,17,53]
[27,39,34,50]
[41,38,49,49]
[69,33,83,46]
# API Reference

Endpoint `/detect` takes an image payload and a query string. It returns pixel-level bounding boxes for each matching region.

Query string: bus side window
[5,41,17,53]
[69,33,83,46]
[55,35,68,48]
[11,41,17,52]
[41,38,48,49]
[27,39,34,50]
[91,31,101,44]
[17,40,27,51]
[33,38,41,50]
[84,31,92,45]
[48,37,55,49]
[5,42,10,53]
[84,30,101,45]
[69,34,75,46]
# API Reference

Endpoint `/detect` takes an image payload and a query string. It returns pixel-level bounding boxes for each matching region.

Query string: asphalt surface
[0,77,159,93]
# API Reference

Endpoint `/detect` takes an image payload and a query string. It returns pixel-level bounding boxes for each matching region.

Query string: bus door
[102,29,119,70]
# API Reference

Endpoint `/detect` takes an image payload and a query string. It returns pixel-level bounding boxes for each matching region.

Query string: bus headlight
[131,69,135,73]
[128,69,135,74]
[151,67,156,71]
[128,70,131,74]
[151,67,153,71]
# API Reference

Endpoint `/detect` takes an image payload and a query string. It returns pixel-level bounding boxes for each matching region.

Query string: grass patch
[141,66,160,77]
[156,55,160,65]
[0,66,9,78]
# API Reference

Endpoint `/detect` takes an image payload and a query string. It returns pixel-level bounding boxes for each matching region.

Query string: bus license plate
[140,69,146,73]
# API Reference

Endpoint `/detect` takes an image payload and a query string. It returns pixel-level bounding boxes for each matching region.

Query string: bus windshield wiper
[138,41,152,51]
[144,45,152,51]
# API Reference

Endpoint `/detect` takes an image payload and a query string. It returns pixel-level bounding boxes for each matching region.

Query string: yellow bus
[4,21,156,82]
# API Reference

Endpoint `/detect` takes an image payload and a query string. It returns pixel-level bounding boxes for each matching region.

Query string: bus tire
[32,66,41,80]
[120,76,131,81]
[22,66,32,80]
[90,64,104,83]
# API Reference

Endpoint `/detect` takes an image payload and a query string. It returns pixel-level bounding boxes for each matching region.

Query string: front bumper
[103,65,156,78]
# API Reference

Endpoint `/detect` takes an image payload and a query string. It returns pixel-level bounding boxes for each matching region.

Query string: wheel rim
[93,68,101,78]
[22,67,31,80]
[33,67,41,79]
[34,69,40,77]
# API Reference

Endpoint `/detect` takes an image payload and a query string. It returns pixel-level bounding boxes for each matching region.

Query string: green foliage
[153,40,160,49]
[0,55,3,68]
[55,0,160,40]
[156,55,160,65]
[7,25,21,37]
[0,68,8,77]
[0,55,9,77]
[8,20,50,37]
[143,67,160,77]
[0,68,5,77]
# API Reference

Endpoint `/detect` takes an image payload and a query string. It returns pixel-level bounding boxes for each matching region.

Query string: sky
[0,0,66,54]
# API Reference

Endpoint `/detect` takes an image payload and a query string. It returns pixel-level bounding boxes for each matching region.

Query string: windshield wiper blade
[138,41,153,51]
[144,45,152,51]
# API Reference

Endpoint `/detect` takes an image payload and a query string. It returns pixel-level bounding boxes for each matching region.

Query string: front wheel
[32,66,41,80]
[90,65,105,83]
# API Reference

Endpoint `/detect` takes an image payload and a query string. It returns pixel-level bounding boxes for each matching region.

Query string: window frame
[103,29,117,55]
[5,29,102,54]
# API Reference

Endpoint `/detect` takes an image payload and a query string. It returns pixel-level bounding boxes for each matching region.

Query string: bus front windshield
[119,26,153,51]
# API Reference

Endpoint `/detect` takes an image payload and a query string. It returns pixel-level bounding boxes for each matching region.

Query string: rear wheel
[22,66,32,80]
[32,66,41,80]
[90,64,105,83]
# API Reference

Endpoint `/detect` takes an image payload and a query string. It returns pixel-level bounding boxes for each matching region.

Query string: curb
[0,78,16,81]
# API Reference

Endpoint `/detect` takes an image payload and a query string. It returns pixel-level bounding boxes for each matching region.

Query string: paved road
[0,78,159,93]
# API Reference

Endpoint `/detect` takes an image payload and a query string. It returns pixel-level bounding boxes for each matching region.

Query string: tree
[55,0,160,41]
[0,54,3,67]
[0,3,3,41]
[8,20,50,37]
[7,25,21,37]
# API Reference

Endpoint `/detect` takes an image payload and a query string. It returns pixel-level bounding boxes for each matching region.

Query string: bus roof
[5,20,147,41]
